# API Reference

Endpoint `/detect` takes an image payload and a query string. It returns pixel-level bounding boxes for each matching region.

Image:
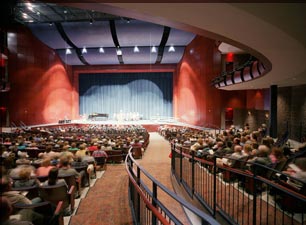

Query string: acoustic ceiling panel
[83,48,120,65]
[116,20,164,47]
[161,47,185,64]
[167,28,196,46]
[121,47,158,64]
[28,23,70,49]
[62,21,114,48]
[56,49,84,65]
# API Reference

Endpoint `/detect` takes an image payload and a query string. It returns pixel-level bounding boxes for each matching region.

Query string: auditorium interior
[1,1,306,225]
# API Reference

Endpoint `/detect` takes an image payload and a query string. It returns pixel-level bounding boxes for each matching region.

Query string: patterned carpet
[69,164,133,225]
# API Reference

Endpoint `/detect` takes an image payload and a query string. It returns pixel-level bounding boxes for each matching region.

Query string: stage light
[99,47,105,53]
[151,46,157,53]
[116,48,122,56]
[89,19,93,25]
[168,45,175,52]
[82,47,87,54]
[133,46,139,53]
[65,48,72,55]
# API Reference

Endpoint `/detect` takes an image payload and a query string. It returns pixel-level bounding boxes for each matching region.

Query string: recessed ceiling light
[116,48,122,56]
[82,47,87,54]
[168,45,175,52]
[66,48,72,55]
[151,46,157,53]
[133,46,139,53]
[99,47,104,53]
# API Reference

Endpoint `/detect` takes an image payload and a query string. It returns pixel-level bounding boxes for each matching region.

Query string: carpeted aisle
[69,164,133,225]
[69,132,189,225]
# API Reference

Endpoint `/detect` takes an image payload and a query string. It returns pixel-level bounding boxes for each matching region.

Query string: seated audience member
[35,158,54,177]
[42,167,67,187]
[68,142,79,152]
[58,157,83,187]
[38,145,57,161]
[9,165,35,179]
[58,146,74,163]
[0,175,43,224]
[16,152,31,166]
[75,144,87,158]
[0,196,33,225]
[92,145,108,158]
[190,138,204,153]
[282,157,306,189]
[14,167,40,188]
[269,147,286,165]
[82,151,95,179]
[224,145,244,167]
[247,145,272,176]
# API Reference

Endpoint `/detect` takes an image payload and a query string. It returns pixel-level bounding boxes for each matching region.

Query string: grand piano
[88,113,109,121]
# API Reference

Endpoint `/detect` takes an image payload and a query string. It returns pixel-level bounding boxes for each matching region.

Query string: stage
[1,118,215,133]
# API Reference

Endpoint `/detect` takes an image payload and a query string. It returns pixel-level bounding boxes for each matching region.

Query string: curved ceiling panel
[56,49,83,65]
[161,47,185,64]
[116,20,164,47]
[83,48,119,65]
[28,23,69,49]
[167,28,196,46]
[61,21,114,48]
[121,47,158,64]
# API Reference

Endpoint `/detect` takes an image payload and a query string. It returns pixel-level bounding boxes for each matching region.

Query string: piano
[88,113,109,121]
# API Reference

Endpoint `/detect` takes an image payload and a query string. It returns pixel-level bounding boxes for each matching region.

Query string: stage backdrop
[79,72,173,120]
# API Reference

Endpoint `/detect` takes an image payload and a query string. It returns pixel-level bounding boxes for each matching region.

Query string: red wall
[6,25,73,125]
[175,36,253,128]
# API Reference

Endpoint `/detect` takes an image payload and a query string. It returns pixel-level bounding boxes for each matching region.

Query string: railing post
[152,182,157,225]
[213,156,217,217]
[171,143,175,173]
[191,152,195,196]
[180,146,183,182]
[136,166,141,224]
[252,171,257,225]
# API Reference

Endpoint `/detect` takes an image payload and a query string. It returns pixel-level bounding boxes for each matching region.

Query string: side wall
[175,36,255,128]
[6,24,73,125]
[278,85,306,141]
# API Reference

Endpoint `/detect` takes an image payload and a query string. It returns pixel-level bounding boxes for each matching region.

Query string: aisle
[69,132,189,225]
[139,132,190,225]
[69,164,132,225]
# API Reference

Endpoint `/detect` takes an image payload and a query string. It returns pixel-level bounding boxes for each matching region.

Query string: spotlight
[82,47,87,54]
[99,47,104,53]
[151,46,157,53]
[168,45,175,52]
[116,48,122,56]
[65,48,72,55]
[133,46,139,53]
[89,19,93,25]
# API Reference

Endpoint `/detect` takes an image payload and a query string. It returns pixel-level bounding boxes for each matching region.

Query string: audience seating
[105,150,124,163]
[39,183,75,215]
[58,174,81,198]
[13,200,64,225]
[94,156,107,171]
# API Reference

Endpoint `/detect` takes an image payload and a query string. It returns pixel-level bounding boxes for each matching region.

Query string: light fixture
[49,22,53,26]
[65,48,72,55]
[82,47,87,54]
[151,46,157,53]
[22,13,28,19]
[89,19,93,25]
[133,46,139,53]
[116,48,122,56]
[168,45,175,52]
[99,47,104,53]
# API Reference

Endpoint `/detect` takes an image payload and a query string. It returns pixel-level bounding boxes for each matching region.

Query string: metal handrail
[125,148,220,225]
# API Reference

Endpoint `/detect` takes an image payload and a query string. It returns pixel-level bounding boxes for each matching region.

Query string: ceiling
[13,1,196,66]
[9,2,306,90]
